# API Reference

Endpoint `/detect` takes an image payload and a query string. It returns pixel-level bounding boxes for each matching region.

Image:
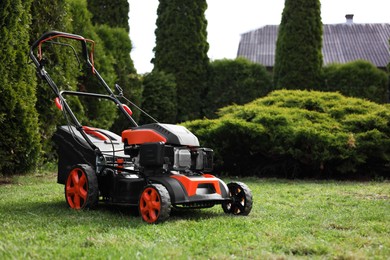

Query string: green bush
[95,25,142,132]
[87,0,130,31]
[203,58,272,118]
[30,0,78,163]
[67,0,117,130]
[322,60,388,103]
[184,90,390,178]
[139,71,177,124]
[0,0,42,175]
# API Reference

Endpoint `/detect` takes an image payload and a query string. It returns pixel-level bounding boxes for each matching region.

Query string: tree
[273,0,323,90]
[204,58,272,118]
[153,0,209,121]
[87,0,142,132]
[30,0,75,161]
[139,71,177,124]
[67,0,117,130]
[0,0,41,175]
[86,0,129,31]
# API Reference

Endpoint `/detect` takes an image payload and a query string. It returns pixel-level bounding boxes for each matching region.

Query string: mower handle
[29,31,139,153]
[29,31,92,69]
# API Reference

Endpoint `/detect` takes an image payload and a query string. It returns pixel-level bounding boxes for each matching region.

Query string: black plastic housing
[53,126,96,184]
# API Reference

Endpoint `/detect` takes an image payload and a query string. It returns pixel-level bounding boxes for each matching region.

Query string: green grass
[0,174,389,259]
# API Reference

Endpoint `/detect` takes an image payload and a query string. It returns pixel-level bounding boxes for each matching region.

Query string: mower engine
[122,123,213,175]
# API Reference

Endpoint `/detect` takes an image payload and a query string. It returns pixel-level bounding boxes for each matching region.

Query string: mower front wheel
[65,164,98,209]
[222,182,253,216]
[139,184,171,224]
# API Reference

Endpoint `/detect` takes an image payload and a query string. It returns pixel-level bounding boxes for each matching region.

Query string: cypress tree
[87,0,129,31]
[87,0,142,131]
[67,0,117,130]
[0,0,41,175]
[95,25,142,132]
[153,0,209,121]
[273,0,323,90]
[30,0,75,161]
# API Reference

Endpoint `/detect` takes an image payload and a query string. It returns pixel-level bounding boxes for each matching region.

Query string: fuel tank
[122,123,200,146]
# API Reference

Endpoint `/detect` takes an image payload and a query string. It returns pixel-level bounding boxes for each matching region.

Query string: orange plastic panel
[171,174,221,196]
[122,129,166,145]
[82,126,109,141]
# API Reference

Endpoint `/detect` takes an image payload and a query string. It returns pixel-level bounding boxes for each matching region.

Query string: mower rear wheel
[65,164,98,209]
[222,182,253,216]
[139,184,171,224]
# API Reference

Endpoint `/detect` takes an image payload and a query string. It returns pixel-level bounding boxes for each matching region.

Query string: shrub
[30,0,77,162]
[322,60,388,103]
[184,90,390,178]
[203,58,272,118]
[94,25,142,132]
[139,71,177,124]
[0,0,41,175]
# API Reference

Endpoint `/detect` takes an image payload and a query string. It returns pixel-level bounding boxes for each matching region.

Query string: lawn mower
[29,31,253,223]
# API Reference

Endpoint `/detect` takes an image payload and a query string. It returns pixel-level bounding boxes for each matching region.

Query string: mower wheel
[65,164,98,209]
[222,182,253,216]
[139,184,171,224]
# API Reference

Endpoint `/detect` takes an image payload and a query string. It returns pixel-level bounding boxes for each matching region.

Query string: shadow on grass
[1,198,227,227]
[98,203,227,223]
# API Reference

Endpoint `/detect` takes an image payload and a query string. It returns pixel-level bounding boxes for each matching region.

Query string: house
[237,15,390,71]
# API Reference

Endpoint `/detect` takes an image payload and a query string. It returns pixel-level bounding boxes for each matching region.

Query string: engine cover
[122,123,200,147]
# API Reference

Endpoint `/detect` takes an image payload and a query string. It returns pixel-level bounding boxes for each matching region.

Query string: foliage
[153,0,209,121]
[322,60,389,103]
[87,0,130,31]
[139,70,177,124]
[273,0,323,90]
[1,175,389,259]
[66,0,117,130]
[0,0,41,175]
[184,90,390,178]
[86,0,141,132]
[203,58,272,118]
[29,0,79,162]
[94,25,142,133]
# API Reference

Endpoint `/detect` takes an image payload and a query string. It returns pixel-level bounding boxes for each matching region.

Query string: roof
[237,23,390,68]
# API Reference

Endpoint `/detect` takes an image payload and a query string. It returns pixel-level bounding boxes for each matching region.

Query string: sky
[129,0,389,74]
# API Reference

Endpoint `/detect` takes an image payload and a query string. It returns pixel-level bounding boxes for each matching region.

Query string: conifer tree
[0,0,41,174]
[273,0,323,89]
[87,0,130,31]
[87,0,142,131]
[30,0,75,161]
[153,0,209,121]
[67,0,117,130]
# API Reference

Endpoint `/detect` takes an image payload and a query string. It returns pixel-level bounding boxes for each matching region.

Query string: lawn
[0,173,389,259]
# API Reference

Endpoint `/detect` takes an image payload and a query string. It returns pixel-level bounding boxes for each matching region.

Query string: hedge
[139,70,177,124]
[322,60,389,103]
[184,90,390,179]
[203,58,272,118]
[0,0,41,175]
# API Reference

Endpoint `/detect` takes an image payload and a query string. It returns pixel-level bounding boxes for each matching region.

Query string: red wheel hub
[139,187,161,223]
[66,168,88,209]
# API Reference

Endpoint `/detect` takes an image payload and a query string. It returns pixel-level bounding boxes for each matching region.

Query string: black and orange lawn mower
[30,31,252,223]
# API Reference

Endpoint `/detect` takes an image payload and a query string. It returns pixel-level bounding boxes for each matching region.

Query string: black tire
[139,184,171,223]
[222,182,253,216]
[65,164,98,209]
